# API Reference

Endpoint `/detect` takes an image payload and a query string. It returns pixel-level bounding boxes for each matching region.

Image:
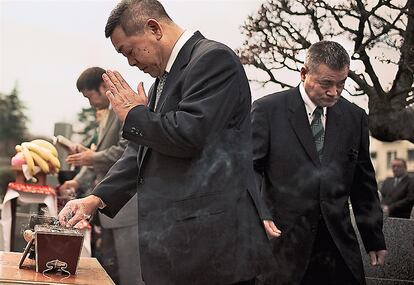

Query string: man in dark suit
[251,41,387,285]
[58,1,272,284]
[380,158,414,219]
[59,67,143,285]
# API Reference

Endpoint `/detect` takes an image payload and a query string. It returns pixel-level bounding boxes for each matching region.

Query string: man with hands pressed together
[252,41,387,285]
[59,1,273,284]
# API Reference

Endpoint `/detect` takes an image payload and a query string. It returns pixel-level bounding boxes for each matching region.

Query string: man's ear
[146,19,162,40]
[300,67,307,82]
[99,83,107,96]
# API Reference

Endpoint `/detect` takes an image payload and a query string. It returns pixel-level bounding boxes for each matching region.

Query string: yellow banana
[47,155,61,170]
[21,142,61,169]
[15,145,22,152]
[31,139,58,157]
[21,146,35,175]
[30,151,50,174]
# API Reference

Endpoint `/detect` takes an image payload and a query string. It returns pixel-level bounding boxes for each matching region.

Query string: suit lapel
[321,103,343,165]
[139,32,205,169]
[96,110,116,150]
[394,176,408,193]
[287,88,320,167]
[155,31,205,113]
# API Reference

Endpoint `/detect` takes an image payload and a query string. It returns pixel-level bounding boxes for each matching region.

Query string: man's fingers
[113,70,130,90]
[137,82,148,105]
[102,73,118,94]
[137,82,146,96]
[265,220,282,234]
[106,90,124,109]
[103,72,130,103]
[377,254,385,266]
[58,203,74,226]
[105,70,123,93]
[263,220,281,239]
[368,250,387,266]
[66,154,81,165]
[369,251,377,266]
[66,211,84,228]
[66,153,81,160]
[270,222,282,235]
[69,146,78,154]
[75,144,88,152]
[105,90,115,103]
[377,250,387,265]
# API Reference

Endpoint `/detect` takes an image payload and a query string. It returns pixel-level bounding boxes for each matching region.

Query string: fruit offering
[12,139,60,178]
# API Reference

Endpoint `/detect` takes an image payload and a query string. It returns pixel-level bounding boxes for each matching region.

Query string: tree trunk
[368,95,414,143]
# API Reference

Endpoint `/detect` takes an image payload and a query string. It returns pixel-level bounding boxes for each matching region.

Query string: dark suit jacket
[93,32,273,285]
[380,175,414,218]
[251,87,386,285]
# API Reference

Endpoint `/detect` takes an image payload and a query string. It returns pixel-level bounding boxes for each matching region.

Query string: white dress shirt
[299,83,327,128]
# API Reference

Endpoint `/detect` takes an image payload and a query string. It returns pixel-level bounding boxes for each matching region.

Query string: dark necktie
[394,177,400,187]
[311,106,325,160]
[154,72,168,109]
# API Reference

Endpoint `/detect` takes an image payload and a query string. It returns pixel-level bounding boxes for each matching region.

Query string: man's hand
[58,180,79,198]
[102,70,147,122]
[58,195,101,228]
[263,220,282,239]
[368,250,387,266]
[69,143,88,154]
[382,205,389,214]
[66,149,94,166]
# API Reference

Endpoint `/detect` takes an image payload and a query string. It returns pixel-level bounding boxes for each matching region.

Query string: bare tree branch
[238,0,414,142]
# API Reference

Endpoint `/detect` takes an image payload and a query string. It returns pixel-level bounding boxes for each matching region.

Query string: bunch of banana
[15,139,60,176]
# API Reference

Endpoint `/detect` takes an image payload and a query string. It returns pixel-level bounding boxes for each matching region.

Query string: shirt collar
[165,30,194,73]
[299,82,327,117]
[396,174,407,180]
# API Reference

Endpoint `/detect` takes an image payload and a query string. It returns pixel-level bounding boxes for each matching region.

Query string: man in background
[380,158,414,219]
[252,41,387,285]
[59,67,143,285]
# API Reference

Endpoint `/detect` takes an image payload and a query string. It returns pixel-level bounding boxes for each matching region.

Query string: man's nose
[326,86,338,97]
[127,56,137,67]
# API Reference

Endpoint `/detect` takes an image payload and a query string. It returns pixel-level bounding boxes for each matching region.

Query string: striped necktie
[154,72,168,109]
[311,106,325,160]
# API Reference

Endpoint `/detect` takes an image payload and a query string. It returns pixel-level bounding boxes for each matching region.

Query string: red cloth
[7,182,56,196]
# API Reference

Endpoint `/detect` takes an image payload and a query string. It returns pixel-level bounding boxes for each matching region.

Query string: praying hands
[102,70,147,121]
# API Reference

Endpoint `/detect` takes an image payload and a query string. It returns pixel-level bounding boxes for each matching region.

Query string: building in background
[370,137,414,182]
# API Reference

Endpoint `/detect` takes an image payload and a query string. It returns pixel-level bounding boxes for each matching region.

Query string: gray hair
[305,41,350,73]
[105,0,172,38]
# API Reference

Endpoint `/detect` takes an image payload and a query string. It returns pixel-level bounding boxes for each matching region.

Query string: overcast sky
[1,0,368,139]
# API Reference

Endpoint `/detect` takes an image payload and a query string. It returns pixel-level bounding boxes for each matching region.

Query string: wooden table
[0,252,114,284]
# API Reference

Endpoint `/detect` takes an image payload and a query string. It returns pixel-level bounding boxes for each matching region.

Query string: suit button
[138,177,144,185]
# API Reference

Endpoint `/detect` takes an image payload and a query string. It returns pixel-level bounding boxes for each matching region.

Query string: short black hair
[305,41,350,73]
[105,0,172,38]
[76,67,106,92]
